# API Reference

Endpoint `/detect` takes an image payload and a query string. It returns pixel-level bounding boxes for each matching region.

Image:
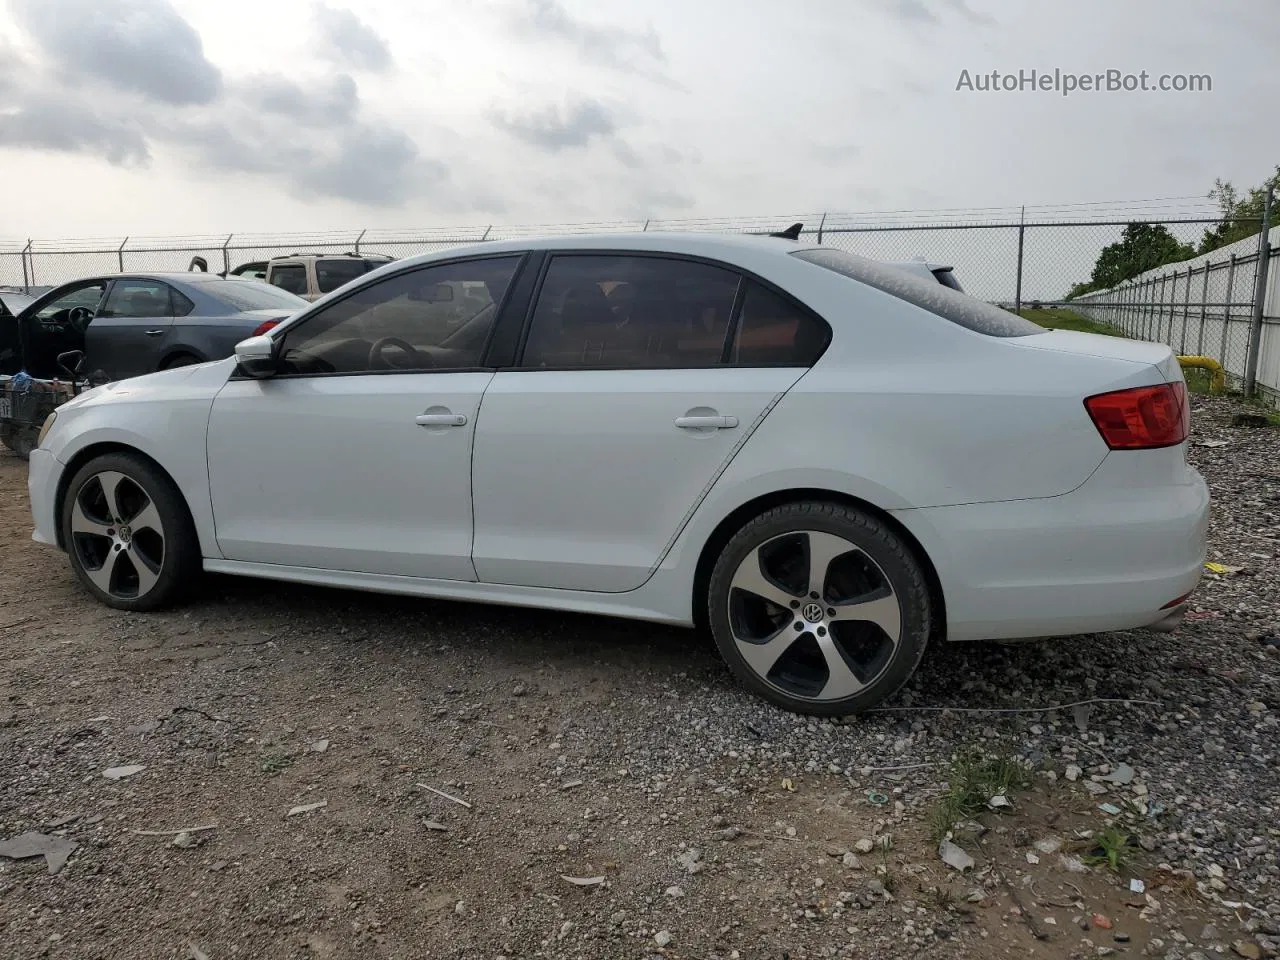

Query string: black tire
[707,501,931,716]
[60,451,202,611]
[160,353,200,370]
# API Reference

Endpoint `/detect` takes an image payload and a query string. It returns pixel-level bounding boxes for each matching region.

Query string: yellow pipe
[1177,355,1226,393]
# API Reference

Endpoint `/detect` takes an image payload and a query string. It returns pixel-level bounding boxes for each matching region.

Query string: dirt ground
[1,400,1277,960]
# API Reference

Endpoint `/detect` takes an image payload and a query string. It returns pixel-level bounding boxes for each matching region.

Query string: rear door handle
[144,329,165,337]
[674,415,738,430]
[415,413,467,427]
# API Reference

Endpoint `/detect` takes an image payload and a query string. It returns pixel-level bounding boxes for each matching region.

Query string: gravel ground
[0,394,1277,960]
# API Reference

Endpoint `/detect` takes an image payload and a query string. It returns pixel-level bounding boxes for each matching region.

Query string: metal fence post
[1220,253,1237,366]
[1179,267,1194,354]
[21,239,31,292]
[23,240,34,290]
[1162,272,1174,343]
[1243,187,1274,398]
[1013,207,1026,314]
[816,212,827,245]
[354,229,366,254]
[1196,260,1211,355]
[222,234,233,275]
[117,236,129,273]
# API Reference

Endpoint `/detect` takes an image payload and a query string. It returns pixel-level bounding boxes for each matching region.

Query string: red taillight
[1084,381,1188,450]
[251,319,281,337]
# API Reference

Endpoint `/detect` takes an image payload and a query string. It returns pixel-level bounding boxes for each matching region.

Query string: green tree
[1092,223,1194,289]
[1198,166,1280,255]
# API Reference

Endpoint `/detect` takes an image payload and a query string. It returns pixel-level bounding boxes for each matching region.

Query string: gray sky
[0,0,1276,239]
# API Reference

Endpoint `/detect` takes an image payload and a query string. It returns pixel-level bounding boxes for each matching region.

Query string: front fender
[45,366,230,559]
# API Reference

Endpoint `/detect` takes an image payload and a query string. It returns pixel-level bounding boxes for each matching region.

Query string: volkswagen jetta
[27,231,1209,715]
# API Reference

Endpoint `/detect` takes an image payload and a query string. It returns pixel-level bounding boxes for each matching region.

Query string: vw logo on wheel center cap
[801,602,824,623]
[118,525,132,544]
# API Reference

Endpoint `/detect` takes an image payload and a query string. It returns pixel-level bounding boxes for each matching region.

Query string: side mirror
[233,334,280,379]
[56,349,86,380]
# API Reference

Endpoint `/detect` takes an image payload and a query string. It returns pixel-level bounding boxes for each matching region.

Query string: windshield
[199,279,308,312]
[792,247,1041,338]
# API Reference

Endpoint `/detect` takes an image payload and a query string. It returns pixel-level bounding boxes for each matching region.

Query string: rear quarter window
[792,248,1041,338]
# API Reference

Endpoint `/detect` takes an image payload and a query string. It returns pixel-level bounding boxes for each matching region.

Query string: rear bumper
[894,449,1209,642]
[28,448,63,548]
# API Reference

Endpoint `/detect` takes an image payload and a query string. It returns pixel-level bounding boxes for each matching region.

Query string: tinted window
[731,281,830,365]
[316,259,374,294]
[200,279,307,311]
[792,248,1040,337]
[172,289,196,317]
[270,264,308,295]
[278,256,521,375]
[35,283,107,323]
[99,280,172,319]
[521,255,741,369]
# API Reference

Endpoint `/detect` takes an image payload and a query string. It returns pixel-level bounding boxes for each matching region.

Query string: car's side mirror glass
[56,349,86,380]
[234,334,280,379]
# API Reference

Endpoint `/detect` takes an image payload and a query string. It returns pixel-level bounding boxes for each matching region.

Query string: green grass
[1016,307,1122,337]
[929,749,1032,842]
[1082,825,1133,873]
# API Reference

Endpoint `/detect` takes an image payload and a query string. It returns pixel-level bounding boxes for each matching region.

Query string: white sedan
[27,231,1209,715]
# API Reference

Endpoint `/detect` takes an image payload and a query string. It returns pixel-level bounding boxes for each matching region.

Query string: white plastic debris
[102,765,146,780]
[286,800,327,817]
[560,875,605,886]
[939,839,975,872]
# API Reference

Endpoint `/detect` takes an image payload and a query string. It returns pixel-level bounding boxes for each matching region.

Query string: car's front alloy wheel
[708,502,931,715]
[61,452,200,611]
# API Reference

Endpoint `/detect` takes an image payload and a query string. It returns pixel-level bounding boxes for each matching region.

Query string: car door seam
[642,389,788,581]
[467,371,498,582]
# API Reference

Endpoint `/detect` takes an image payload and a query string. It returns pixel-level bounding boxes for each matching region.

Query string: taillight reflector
[1084,381,1188,450]
[251,319,281,337]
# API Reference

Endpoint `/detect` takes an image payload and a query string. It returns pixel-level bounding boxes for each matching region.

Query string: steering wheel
[368,336,429,370]
[67,306,95,333]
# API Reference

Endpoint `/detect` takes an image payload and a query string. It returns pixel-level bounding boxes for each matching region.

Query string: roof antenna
[768,222,803,241]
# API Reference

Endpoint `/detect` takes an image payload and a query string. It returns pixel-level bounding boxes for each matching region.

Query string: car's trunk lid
[1010,329,1182,382]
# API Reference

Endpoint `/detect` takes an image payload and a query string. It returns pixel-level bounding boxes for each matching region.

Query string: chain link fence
[3,209,1276,405]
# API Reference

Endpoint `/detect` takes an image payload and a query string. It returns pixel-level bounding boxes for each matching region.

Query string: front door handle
[674,415,738,430]
[144,329,165,337]
[415,413,467,427]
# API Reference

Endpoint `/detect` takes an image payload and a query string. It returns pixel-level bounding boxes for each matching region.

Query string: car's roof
[384,231,821,272]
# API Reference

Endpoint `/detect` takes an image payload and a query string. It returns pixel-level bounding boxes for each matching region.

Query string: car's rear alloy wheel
[708,502,931,716]
[61,452,200,611]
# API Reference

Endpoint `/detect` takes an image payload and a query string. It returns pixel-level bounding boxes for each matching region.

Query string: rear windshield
[791,248,1041,337]
[198,279,308,311]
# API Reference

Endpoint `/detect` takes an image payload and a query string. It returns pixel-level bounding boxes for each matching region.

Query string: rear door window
[520,255,741,369]
[316,259,374,294]
[98,280,174,318]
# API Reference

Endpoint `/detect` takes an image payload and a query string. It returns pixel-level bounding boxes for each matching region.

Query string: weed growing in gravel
[1083,825,1133,873]
[261,752,294,776]
[929,749,1031,841]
